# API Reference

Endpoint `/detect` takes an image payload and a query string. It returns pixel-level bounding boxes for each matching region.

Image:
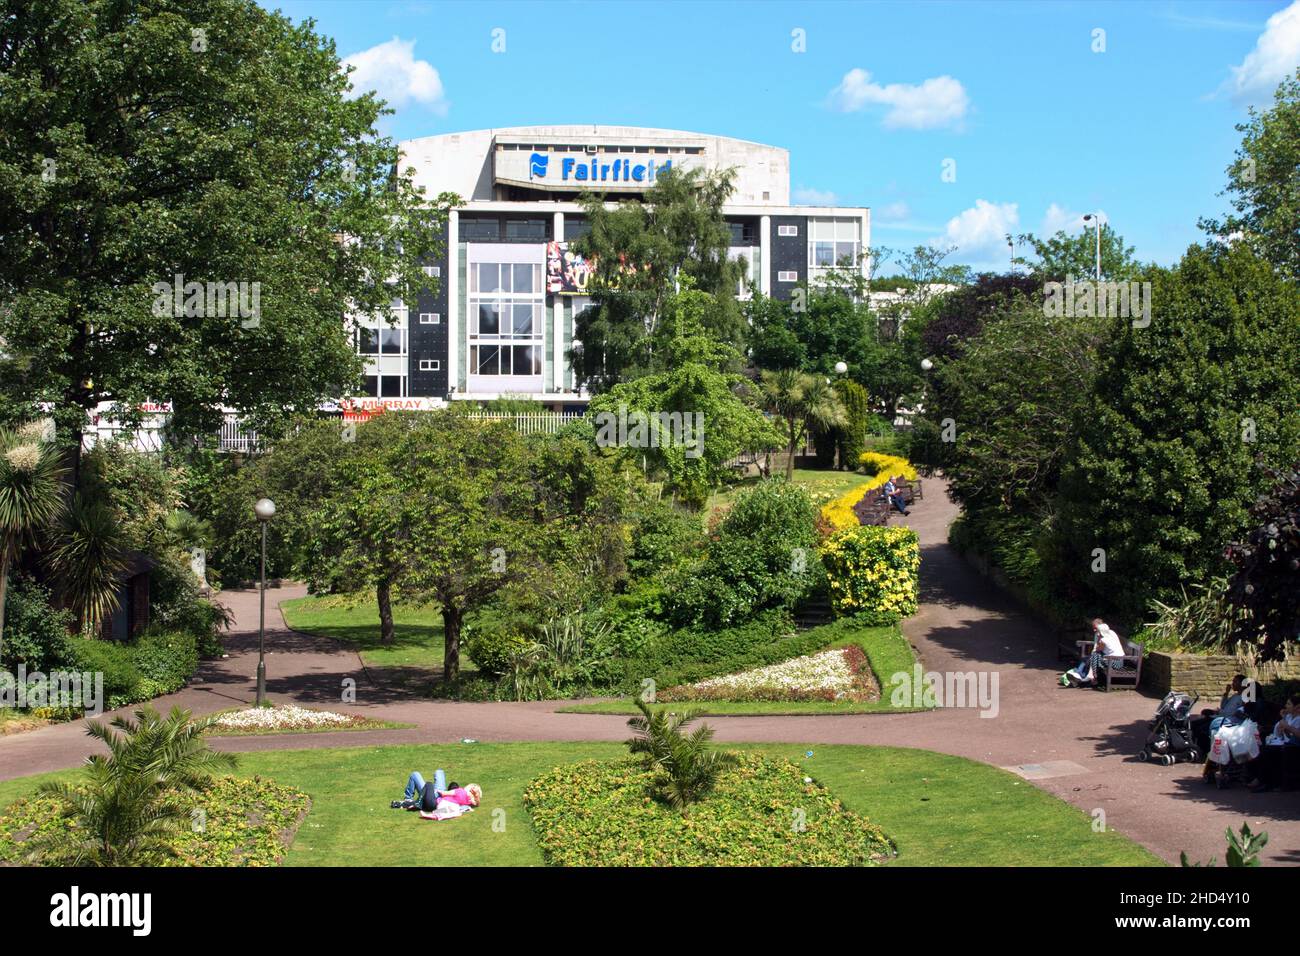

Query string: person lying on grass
[392,771,481,811]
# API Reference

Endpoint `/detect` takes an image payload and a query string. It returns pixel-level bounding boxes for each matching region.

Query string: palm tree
[33,706,236,865]
[0,423,67,663]
[45,493,128,636]
[760,370,848,480]
[626,698,737,811]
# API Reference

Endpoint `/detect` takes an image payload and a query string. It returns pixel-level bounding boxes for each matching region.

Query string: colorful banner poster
[546,241,596,295]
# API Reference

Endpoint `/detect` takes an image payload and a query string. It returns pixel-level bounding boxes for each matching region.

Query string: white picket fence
[83,414,260,454]
[460,411,584,435]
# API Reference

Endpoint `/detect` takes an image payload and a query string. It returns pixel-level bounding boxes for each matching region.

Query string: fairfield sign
[495,148,701,191]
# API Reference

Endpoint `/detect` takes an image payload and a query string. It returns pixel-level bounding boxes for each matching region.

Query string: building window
[355,327,407,355]
[777,270,798,283]
[419,359,441,372]
[807,218,861,278]
[563,218,590,241]
[505,219,547,241]
[419,313,441,324]
[422,265,441,278]
[468,257,545,379]
[362,374,406,397]
[778,224,799,237]
[730,248,760,299]
[461,218,500,241]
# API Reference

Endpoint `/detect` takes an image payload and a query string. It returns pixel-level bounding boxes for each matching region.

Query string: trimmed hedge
[523,752,896,866]
[65,629,200,710]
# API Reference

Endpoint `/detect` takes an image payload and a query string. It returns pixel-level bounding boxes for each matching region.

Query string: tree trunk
[442,603,463,683]
[376,578,395,646]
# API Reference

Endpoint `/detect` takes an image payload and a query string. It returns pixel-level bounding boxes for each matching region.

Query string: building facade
[353,125,870,409]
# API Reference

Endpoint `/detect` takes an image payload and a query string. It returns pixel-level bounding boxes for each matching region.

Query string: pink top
[439,787,475,806]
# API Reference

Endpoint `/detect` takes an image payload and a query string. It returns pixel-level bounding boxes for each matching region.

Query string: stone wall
[1143,650,1300,699]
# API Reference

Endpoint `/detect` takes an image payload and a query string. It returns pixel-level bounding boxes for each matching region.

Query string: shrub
[625,698,736,810]
[131,629,199,693]
[626,498,706,578]
[667,480,818,628]
[0,576,73,671]
[148,551,230,658]
[523,752,896,866]
[463,619,529,677]
[820,525,920,618]
[65,636,142,708]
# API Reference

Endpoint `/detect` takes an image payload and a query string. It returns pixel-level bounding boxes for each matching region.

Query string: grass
[559,622,927,716]
[279,595,463,677]
[705,467,869,515]
[0,741,1162,867]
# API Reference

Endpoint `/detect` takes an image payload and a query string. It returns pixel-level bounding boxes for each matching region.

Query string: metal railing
[460,411,584,435]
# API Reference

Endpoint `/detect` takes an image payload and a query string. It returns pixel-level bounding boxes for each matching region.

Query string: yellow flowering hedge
[819,525,920,618]
[819,453,919,531]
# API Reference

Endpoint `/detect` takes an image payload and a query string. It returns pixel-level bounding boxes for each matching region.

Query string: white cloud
[877,201,910,221]
[793,185,839,205]
[1224,0,1300,101]
[343,37,447,112]
[1041,204,1108,236]
[829,68,970,130]
[931,199,1019,265]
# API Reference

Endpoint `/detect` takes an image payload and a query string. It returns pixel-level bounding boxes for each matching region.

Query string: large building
[352,125,870,410]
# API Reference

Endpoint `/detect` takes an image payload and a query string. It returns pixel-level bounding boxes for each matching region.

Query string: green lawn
[561,622,926,716]
[0,741,1161,867]
[280,595,460,676]
[705,467,868,514]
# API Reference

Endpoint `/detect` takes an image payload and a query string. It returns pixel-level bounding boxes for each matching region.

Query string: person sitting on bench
[881,476,910,516]
[1192,675,1249,783]
[1060,619,1125,687]
[1247,695,1300,792]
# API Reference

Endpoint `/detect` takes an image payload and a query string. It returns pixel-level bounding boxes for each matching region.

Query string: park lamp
[834,361,848,375]
[920,358,934,372]
[254,497,276,706]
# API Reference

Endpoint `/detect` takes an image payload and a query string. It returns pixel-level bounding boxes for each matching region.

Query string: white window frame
[777,270,798,283]
[419,359,441,372]
[422,265,441,278]
[777,224,798,237]
[419,312,441,324]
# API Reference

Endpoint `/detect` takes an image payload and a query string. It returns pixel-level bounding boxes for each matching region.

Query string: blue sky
[267,0,1300,271]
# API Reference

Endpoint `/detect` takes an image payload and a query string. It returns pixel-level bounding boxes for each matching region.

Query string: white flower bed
[213,705,356,731]
[691,649,855,695]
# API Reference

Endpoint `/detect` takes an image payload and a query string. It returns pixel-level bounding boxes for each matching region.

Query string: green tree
[1012,224,1140,282]
[626,698,736,812]
[0,422,66,661]
[760,370,846,480]
[35,706,236,866]
[44,493,129,635]
[588,289,778,507]
[568,167,744,390]
[0,0,456,469]
[1056,244,1300,620]
[1201,69,1300,278]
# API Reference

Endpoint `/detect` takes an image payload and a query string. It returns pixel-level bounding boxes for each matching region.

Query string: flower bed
[210,705,366,733]
[659,645,879,702]
[523,752,896,866]
[0,776,309,866]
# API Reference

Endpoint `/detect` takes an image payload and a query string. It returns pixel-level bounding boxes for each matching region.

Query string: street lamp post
[254,497,276,706]
[1082,213,1103,282]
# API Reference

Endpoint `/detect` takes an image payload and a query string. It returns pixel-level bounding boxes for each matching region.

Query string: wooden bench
[895,478,923,503]
[853,491,892,526]
[1074,637,1144,692]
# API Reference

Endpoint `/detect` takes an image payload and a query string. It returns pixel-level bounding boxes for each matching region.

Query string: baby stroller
[1140,691,1201,765]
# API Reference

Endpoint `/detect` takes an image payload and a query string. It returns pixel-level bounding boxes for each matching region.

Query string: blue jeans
[1070,652,1120,683]
[403,769,447,802]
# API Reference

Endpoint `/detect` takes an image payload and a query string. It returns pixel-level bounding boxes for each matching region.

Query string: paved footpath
[2,483,1297,865]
